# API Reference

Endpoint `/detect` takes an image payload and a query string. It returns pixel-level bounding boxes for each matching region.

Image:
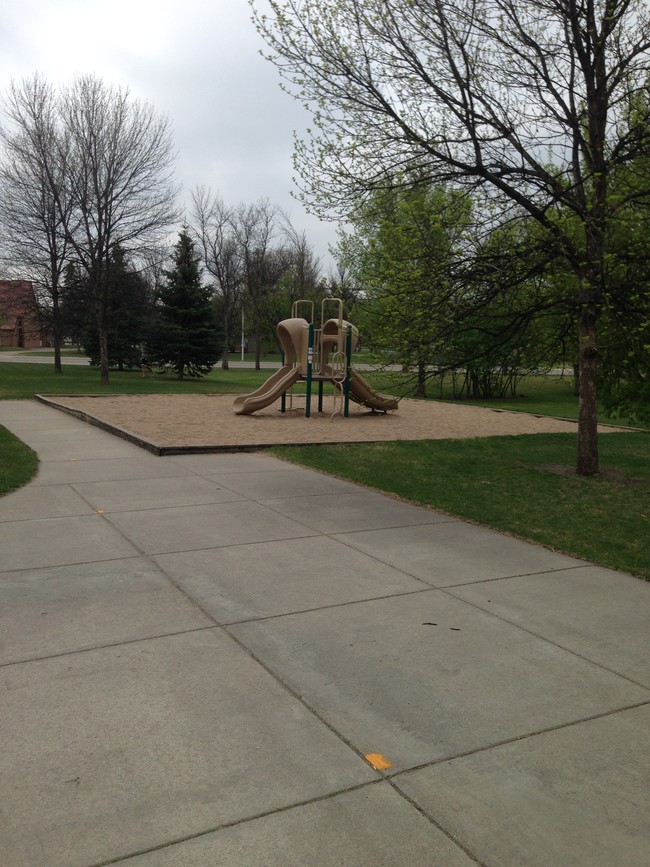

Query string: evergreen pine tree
[81,246,154,369]
[148,229,222,379]
[59,262,91,349]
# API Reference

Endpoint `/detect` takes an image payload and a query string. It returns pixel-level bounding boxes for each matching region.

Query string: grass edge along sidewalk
[0,426,38,495]
[1,362,648,579]
[270,432,650,581]
[1,419,647,580]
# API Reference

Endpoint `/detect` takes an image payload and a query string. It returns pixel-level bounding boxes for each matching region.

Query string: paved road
[0,351,284,369]
[1,350,91,365]
[0,399,648,866]
[0,351,571,377]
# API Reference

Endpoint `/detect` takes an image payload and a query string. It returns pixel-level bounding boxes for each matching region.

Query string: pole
[305,322,314,418]
[344,326,352,418]
[241,308,245,362]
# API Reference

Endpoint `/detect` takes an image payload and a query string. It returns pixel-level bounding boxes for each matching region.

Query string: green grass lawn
[271,432,650,580]
[0,426,38,495]
[0,361,272,399]
[440,373,583,417]
[0,360,358,400]
[373,369,641,428]
[0,360,583,410]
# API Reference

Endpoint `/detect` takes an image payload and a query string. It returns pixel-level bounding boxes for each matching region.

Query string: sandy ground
[39,392,625,453]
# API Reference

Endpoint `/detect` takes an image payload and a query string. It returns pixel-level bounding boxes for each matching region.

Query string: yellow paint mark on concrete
[365,753,392,770]
[96,509,105,514]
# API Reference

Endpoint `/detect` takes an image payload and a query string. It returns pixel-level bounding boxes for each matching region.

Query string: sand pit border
[35,393,627,455]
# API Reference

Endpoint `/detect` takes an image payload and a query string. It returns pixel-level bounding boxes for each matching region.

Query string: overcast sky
[0,0,340,270]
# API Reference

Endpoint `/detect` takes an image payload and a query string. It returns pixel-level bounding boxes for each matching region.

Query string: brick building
[0,280,48,348]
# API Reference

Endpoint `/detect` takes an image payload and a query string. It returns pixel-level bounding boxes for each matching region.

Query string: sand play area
[37,392,625,454]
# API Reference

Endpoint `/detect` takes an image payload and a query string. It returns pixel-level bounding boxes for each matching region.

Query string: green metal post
[305,322,314,418]
[344,326,352,418]
[280,349,286,413]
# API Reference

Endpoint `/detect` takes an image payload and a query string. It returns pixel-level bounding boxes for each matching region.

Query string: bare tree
[190,187,243,369]
[0,75,75,372]
[57,75,179,384]
[326,261,361,314]
[254,0,650,475]
[281,220,322,310]
[139,244,169,298]
[233,199,290,369]
[1,75,179,383]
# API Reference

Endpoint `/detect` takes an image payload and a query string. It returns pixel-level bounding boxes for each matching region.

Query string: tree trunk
[576,308,599,476]
[221,317,230,370]
[52,295,62,375]
[414,361,427,398]
[98,318,109,386]
[575,203,605,476]
[470,370,480,399]
[254,316,262,371]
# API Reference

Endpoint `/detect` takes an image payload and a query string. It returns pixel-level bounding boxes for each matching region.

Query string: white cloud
[0,0,340,266]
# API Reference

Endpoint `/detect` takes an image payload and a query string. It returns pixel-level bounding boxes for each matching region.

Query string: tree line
[0,74,342,381]
[335,177,650,424]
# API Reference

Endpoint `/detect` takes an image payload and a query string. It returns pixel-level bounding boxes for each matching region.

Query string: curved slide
[345,369,399,412]
[233,365,301,415]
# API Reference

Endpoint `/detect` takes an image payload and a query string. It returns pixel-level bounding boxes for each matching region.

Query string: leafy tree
[449,216,580,399]
[58,249,154,365]
[148,230,222,379]
[58,262,90,348]
[82,247,154,369]
[598,197,650,423]
[339,184,473,397]
[254,0,650,475]
[340,185,569,399]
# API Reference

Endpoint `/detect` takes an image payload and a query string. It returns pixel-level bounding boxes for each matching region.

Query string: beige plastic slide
[232,365,301,415]
[345,369,399,412]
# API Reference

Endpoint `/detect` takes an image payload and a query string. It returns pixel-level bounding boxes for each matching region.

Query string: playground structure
[232,299,399,417]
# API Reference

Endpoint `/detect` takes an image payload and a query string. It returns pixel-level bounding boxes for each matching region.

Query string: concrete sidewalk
[1,399,648,867]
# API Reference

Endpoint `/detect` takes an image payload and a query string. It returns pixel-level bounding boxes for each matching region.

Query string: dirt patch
[38,393,628,454]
